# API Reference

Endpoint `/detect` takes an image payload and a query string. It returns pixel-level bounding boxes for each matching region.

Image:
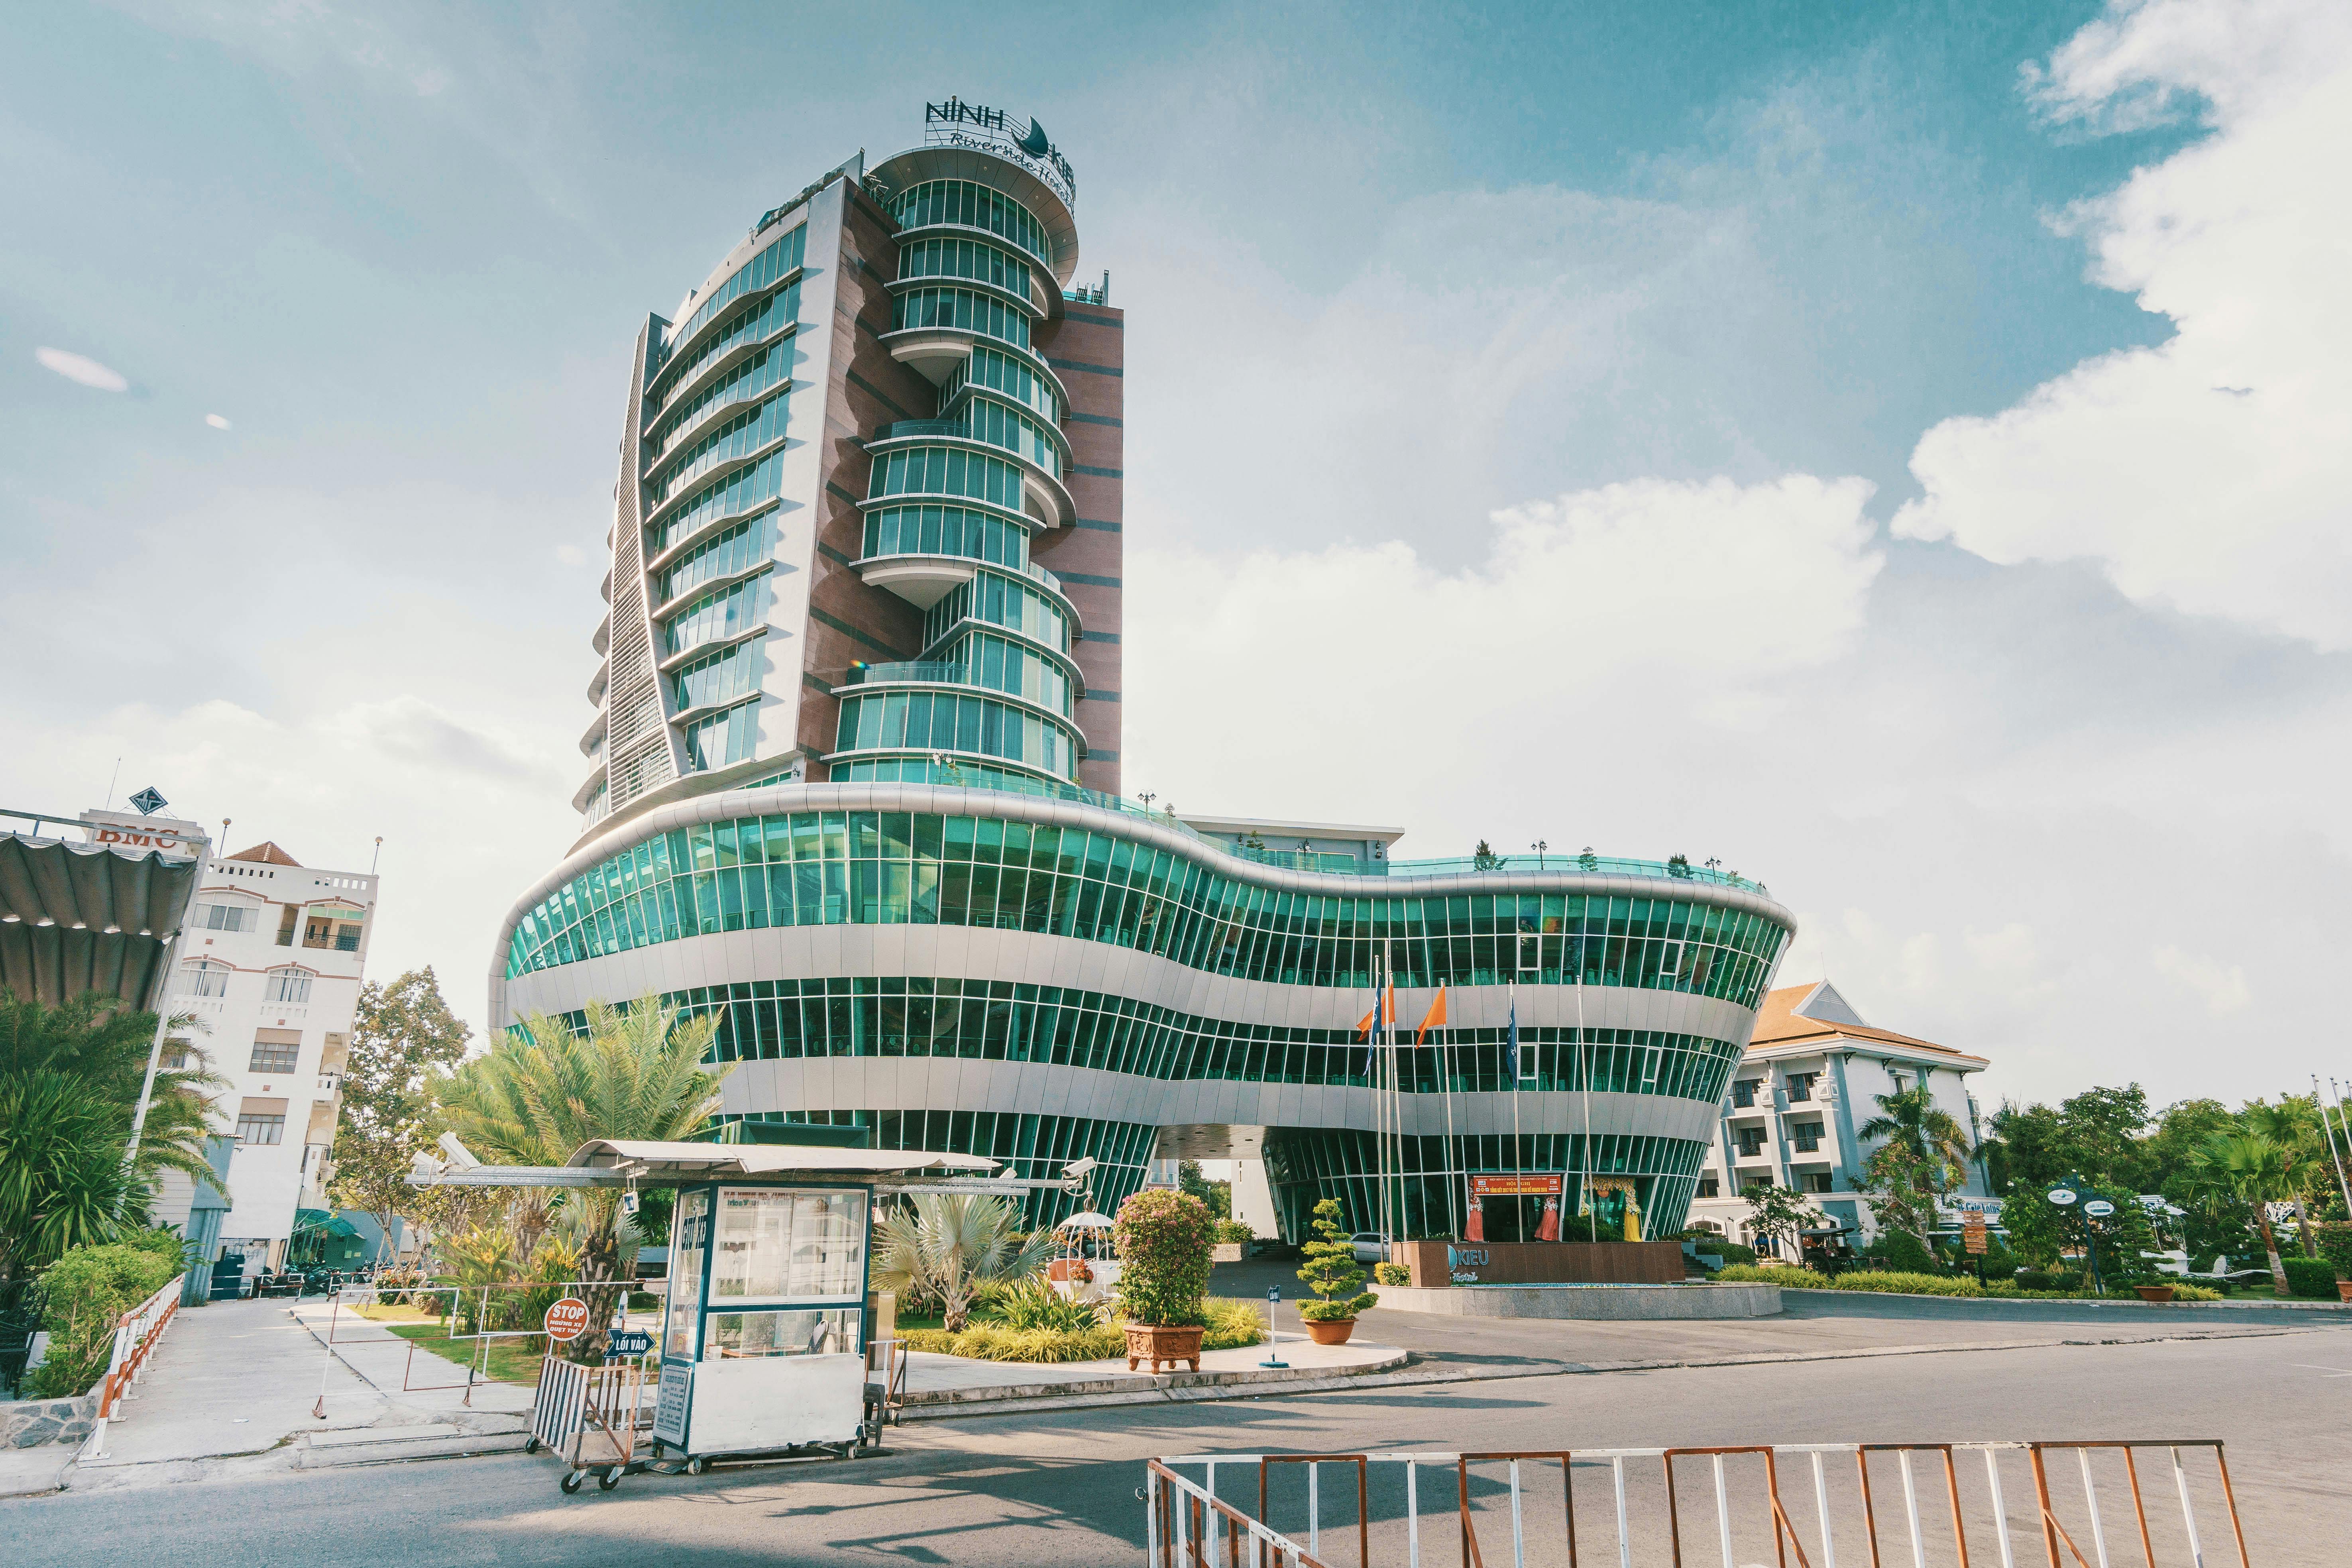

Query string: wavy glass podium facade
[493,781,1795,1242]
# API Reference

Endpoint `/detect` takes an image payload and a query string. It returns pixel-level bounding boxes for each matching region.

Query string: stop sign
[544,1297,591,1341]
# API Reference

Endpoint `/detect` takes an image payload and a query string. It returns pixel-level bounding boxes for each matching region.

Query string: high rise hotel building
[494,105,1797,1243]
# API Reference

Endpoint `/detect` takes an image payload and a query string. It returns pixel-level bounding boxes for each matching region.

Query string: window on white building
[197,901,258,933]
[264,967,313,1003]
[180,959,230,998]
[248,1036,301,1073]
[235,1111,285,1145]
[1786,1073,1816,1102]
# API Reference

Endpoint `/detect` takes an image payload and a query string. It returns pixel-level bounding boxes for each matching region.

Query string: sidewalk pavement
[0,1295,546,1497]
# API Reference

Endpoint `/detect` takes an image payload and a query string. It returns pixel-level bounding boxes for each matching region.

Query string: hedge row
[1715,1264,2222,1303]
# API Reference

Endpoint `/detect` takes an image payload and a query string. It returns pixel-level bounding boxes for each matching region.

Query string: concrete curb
[899,1348,1409,1410]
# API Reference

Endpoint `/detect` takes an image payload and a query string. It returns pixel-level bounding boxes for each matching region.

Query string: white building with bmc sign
[172,841,378,1277]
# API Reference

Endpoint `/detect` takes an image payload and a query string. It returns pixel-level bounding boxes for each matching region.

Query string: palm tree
[434,996,728,1361]
[2237,1100,2325,1257]
[872,1195,1056,1332]
[0,993,226,1284]
[1855,1085,1975,1247]
[2188,1131,2295,1293]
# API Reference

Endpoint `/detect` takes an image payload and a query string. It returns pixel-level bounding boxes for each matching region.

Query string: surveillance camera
[436,1132,483,1169]
[1062,1157,1098,1179]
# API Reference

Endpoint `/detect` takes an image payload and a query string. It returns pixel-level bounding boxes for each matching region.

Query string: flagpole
[1440,991,1459,1240]
[1372,949,1389,1247]
[1509,977,1525,1240]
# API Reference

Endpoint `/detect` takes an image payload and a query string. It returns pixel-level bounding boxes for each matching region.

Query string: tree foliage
[431,996,727,1361]
[1114,1187,1217,1328]
[1177,1160,1231,1220]
[0,993,222,1285]
[328,968,471,1261]
[1296,1197,1375,1322]
[2187,1132,2296,1293]
[1856,1086,1973,1249]
[874,1195,1055,1332]
[1741,1182,1821,1260]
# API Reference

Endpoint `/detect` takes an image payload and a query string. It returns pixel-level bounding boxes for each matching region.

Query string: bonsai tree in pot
[1296,1198,1377,1344]
[1112,1188,1216,1373]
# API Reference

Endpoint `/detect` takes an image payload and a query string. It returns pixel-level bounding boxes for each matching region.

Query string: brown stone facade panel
[801,194,934,777]
[1394,1240,1686,1287]
[1034,303,1124,795]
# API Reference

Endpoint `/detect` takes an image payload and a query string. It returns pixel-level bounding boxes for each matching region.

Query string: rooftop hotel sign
[924,96,1077,210]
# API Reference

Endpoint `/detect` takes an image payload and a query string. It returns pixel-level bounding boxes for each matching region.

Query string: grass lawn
[354,1303,550,1385]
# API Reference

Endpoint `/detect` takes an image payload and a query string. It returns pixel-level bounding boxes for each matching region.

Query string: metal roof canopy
[409,1138,1072,1195]
[0,809,211,1010]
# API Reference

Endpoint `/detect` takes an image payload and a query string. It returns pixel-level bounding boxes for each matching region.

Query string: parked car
[1350,1232,1391,1264]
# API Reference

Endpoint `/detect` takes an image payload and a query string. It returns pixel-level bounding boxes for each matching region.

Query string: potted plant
[1211,1218,1254,1263]
[1296,1199,1378,1344]
[1112,1188,1215,1372]
[2134,1282,2177,1303]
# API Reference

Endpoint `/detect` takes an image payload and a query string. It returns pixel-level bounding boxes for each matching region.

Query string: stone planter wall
[3,1391,98,1448]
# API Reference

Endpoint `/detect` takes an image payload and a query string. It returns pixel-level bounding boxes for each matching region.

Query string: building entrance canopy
[0,807,210,1009]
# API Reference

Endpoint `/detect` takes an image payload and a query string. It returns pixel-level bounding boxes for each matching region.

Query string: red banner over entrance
[1470,1173,1563,1197]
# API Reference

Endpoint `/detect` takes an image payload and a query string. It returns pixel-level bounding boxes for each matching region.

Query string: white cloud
[205,413,231,429]
[555,543,586,566]
[35,346,128,391]
[1127,474,1881,831]
[2153,944,2252,1015]
[1895,0,2352,648]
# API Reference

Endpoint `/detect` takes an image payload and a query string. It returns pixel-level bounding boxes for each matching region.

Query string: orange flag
[1414,987,1447,1045]
[1355,984,1397,1039]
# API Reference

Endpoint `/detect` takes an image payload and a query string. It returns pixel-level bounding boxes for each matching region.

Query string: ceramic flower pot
[1302,1317,1356,1346]
[2133,1284,2176,1303]
[1125,1323,1204,1373]
[2337,1280,2352,1303]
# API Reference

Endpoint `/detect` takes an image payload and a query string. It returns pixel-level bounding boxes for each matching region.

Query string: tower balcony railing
[1020,559,1061,593]
[874,418,964,440]
[841,659,965,686]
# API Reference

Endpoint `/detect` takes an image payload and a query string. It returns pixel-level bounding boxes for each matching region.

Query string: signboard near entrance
[1963,1214,1989,1255]
[1470,1173,1563,1197]
[544,1297,591,1342]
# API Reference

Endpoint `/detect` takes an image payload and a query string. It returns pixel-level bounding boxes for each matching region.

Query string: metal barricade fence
[1146,1441,2250,1568]
[317,1280,661,1413]
[79,1271,187,1460]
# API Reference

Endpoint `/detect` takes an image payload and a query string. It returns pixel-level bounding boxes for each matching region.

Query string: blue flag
[1505,993,1520,1082]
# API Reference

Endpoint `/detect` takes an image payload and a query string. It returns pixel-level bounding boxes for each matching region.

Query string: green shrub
[2315,1222,2352,1281]
[1372,1262,1410,1287]
[1212,1220,1256,1246]
[900,1322,1126,1362]
[26,1240,181,1397]
[988,1275,1103,1333]
[1831,1270,1985,1297]
[1714,1264,1816,1287]
[1199,1296,1263,1350]
[2282,1256,2341,1298]
[1709,1241,1757,1265]
[1295,1199,1375,1322]
[2166,1282,2224,1301]
[1113,1188,1216,1328]
[1869,1231,1941,1274]
[2013,1269,2064,1292]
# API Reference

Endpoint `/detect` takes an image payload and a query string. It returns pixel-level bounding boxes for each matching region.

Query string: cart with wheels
[408,1137,1068,1486]
[529,1353,643,1493]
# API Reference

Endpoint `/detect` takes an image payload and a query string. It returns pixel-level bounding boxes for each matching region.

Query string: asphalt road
[16,1305,2350,1568]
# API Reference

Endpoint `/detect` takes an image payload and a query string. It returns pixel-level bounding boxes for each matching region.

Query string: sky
[4,0,2348,1113]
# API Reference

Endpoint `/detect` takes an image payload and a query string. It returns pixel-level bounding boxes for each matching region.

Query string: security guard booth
[556,1140,1007,1472]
